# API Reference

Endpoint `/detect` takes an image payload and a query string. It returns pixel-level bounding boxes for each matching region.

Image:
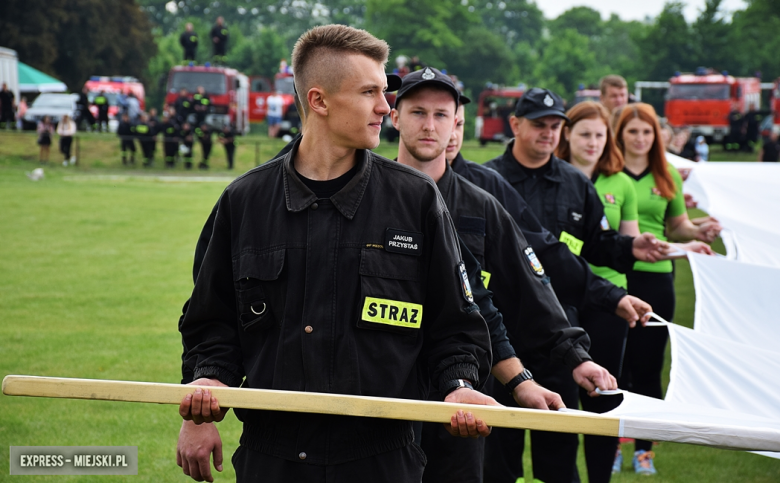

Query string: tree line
[2,0,779,110]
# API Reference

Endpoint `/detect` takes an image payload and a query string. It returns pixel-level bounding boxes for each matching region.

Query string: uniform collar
[435,163,456,201]
[449,152,466,173]
[500,140,565,183]
[282,137,372,220]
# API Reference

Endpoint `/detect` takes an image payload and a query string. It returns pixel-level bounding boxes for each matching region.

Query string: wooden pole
[3,375,619,436]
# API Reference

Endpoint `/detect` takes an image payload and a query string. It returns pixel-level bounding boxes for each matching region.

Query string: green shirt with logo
[625,164,686,273]
[590,171,638,289]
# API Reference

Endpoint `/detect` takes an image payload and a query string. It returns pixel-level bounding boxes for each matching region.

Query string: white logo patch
[422,68,435,80]
[543,94,554,107]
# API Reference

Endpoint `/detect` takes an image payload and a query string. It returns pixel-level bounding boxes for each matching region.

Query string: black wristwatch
[441,378,474,397]
[504,369,533,394]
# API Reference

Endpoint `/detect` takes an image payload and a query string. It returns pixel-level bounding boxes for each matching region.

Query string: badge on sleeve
[458,261,474,303]
[524,247,545,277]
[600,215,610,231]
[385,228,423,256]
[605,193,616,204]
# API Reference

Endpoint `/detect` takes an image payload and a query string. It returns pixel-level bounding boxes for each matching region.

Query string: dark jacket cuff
[491,342,517,366]
[193,365,243,388]
[563,345,593,371]
[437,363,480,397]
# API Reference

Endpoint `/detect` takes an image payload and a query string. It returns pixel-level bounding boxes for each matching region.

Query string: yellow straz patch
[480,270,492,289]
[362,297,423,329]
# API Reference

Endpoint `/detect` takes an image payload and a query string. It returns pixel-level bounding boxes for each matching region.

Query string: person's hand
[176,420,223,482]
[691,215,719,226]
[679,169,692,181]
[213,37,220,43]
[615,295,652,328]
[179,378,229,425]
[696,220,722,243]
[572,361,617,397]
[512,381,565,410]
[684,193,698,208]
[631,232,670,262]
[678,241,715,255]
[443,387,501,438]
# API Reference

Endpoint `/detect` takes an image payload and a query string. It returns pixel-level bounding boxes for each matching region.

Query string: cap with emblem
[514,87,569,121]
[395,67,460,107]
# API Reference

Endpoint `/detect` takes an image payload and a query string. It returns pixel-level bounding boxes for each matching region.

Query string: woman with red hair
[614,103,721,475]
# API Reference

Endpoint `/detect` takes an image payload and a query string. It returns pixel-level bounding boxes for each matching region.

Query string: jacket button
[298,452,307,460]
[304,326,313,334]
[310,202,318,210]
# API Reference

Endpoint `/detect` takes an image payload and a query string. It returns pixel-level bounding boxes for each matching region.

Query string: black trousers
[140,140,155,160]
[184,49,196,61]
[121,139,136,153]
[579,308,629,483]
[484,363,580,483]
[224,143,235,168]
[622,270,675,453]
[200,141,212,160]
[232,443,426,483]
[60,136,73,158]
[164,142,178,161]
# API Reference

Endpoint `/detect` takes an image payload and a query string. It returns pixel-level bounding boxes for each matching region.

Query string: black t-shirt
[0,90,14,113]
[295,162,359,199]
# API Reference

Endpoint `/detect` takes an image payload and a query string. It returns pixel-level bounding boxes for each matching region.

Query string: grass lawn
[1,131,777,481]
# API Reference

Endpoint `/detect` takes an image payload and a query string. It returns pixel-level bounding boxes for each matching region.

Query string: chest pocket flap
[233,249,285,333]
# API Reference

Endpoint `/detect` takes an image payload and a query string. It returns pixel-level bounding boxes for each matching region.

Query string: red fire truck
[84,76,145,131]
[475,85,525,145]
[665,70,761,142]
[165,65,249,134]
[248,72,297,123]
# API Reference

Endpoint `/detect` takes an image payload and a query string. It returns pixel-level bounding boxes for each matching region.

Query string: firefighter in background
[726,104,746,151]
[160,111,180,168]
[148,107,160,162]
[210,17,229,64]
[180,121,194,169]
[174,88,193,126]
[195,122,213,169]
[76,86,96,131]
[93,91,110,132]
[217,123,236,169]
[180,23,198,63]
[134,112,155,167]
[117,112,136,165]
[192,86,210,127]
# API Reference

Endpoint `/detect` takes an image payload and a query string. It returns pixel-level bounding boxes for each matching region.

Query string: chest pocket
[358,248,422,336]
[233,249,285,334]
[458,216,486,261]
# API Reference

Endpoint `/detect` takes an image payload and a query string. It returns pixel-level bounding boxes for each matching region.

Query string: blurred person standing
[192,86,210,127]
[127,93,141,123]
[56,114,77,166]
[174,88,193,126]
[93,91,110,132]
[16,96,27,130]
[217,123,236,169]
[159,111,180,168]
[134,113,155,167]
[37,116,55,163]
[180,23,198,63]
[694,135,709,162]
[76,86,96,131]
[266,89,283,138]
[195,122,213,169]
[179,121,194,169]
[210,17,229,64]
[758,131,780,162]
[117,113,136,165]
[0,82,15,129]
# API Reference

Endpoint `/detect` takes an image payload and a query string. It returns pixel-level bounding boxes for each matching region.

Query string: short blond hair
[292,25,389,113]
[599,75,627,95]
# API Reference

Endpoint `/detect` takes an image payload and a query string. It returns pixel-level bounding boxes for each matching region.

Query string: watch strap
[441,378,474,397]
[505,369,533,394]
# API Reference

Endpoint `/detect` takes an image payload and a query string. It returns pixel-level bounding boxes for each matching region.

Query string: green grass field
[1,130,777,482]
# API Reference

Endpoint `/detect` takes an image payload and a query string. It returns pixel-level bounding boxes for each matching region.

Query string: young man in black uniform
[195,122,212,169]
[117,113,136,165]
[180,23,198,63]
[192,86,210,127]
[176,26,496,483]
[0,83,15,129]
[391,68,618,483]
[174,89,193,126]
[76,86,96,131]
[134,113,155,167]
[217,123,236,169]
[93,91,110,133]
[210,17,229,64]
[179,121,194,169]
[483,88,664,483]
[159,112,179,168]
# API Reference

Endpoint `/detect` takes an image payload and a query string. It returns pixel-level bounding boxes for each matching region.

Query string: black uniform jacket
[179,140,491,464]
[437,165,591,369]
[179,31,198,50]
[485,143,635,274]
[450,153,626,315]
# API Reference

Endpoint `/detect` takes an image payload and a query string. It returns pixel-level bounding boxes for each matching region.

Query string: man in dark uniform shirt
[192,86,211,127]
[134,113,155,167]
[176,25,495,482]
[759,130,780,162]
[210,17,229,64]
[75,86,96,131]
[93,91,110,133]
[217,123,237,169]
[117,113,136,165]
[159,112,179,168]
[195,122,212,169]
[391,68,619,483]
[174,89,193,126]
[179,121,194,169]
[0,83,15,129]
[180,23,198,63]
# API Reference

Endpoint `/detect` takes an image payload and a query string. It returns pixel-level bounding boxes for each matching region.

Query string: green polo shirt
[590,171,638,289]
[625,163,686,273]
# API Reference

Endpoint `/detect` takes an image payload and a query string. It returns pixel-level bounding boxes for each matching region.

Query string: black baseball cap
[395,67,459,107]
[386,73,402,92]
[459,93,471,106]
[515,87,569,121]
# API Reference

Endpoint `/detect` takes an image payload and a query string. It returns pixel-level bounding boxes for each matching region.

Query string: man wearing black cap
[392,68,618,483]
[483,88,665,483]
[175,26,496,483]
